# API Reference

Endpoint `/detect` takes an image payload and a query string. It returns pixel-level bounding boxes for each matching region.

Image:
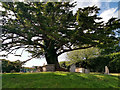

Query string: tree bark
[44,39,60,69]
[45,51,60,69]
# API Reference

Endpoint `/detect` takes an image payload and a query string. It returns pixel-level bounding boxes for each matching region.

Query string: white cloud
[72,0,119,2]
[23,58,47,67]
[73,0,101,14]
[0,49,47,67]
[99,8,118,22]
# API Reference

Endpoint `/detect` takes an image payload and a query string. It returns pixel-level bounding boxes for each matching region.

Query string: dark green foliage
[1,59,22,73]
[100,44,120,55]
[63,50,120,73]
[1,2,120,68]
[87,52,120,73]
[60,61,67,69]
[60,61,71,67]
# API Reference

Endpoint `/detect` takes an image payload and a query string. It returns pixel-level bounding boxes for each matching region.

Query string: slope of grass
[2,72,120,88]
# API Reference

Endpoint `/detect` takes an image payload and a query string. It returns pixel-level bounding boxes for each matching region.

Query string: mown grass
[2,72,120,88]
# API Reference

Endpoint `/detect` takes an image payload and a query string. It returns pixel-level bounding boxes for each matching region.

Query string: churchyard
[2,61,120,88]
[2,63,120,88]
[2,72,120,88]
[19,64,110,75]
[1,1,120,89]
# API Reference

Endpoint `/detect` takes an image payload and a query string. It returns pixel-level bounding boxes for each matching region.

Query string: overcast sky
[0,0,120,67]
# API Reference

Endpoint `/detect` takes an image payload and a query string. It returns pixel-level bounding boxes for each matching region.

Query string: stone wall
[42,64,55,72]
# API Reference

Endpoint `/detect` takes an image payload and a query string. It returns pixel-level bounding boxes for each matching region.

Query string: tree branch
[57,45,94,56]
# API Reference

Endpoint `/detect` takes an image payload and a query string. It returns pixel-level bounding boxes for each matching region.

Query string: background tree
[60,61,67,69]
[100,44,120,55]
[1,59,22,73]
[1,2,120,69]
[66,47,100,68]
[67,47,100,63]
[87,52,120,73]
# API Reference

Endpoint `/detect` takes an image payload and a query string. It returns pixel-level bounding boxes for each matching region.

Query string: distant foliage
[59,61,72,70]
[67,47,100,63]
[100,44,120,55]
[62,51,120,73]
[1,59,22,73]
[87,52,120,73]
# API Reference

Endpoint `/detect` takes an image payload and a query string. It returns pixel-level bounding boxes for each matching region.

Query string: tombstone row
[20,64,55,73]
[20,64,109,75]
[69,64,110,74]
[69,64,90,73]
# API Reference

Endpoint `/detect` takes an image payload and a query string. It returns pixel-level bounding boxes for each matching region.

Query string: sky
[0,0,120,67]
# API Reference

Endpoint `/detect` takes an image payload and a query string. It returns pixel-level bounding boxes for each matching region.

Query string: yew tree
[1,2,120,69]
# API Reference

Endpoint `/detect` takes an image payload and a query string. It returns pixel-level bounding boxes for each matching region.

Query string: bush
[1,59,22,73]
[87,52,120,73]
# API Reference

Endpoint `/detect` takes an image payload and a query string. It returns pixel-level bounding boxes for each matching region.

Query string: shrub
[87,52,120,73]
[1,59,22,73]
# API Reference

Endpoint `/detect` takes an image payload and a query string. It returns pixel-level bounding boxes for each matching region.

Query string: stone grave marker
[104,66,109,75]
[85,69,90,73]
[42,64,55,72]
[70,64,76,72]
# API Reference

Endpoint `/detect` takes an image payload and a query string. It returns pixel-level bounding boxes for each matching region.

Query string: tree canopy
[67,47,100,63]
[1,2,120,68]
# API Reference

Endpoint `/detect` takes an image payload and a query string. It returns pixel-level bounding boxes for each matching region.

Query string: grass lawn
[2,72,120,88]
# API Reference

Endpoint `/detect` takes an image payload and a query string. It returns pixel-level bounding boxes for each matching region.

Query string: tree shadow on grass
[2,72,119,88]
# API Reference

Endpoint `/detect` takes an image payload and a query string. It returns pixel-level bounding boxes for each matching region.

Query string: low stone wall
[42,64,55,72]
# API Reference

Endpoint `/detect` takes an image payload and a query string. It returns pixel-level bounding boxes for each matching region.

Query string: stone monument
[104,66,109,75]
[70,64,76,72]
[85,69,90,73]
[42,64,55,72]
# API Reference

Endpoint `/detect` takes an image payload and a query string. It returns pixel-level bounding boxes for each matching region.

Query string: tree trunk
[45,49,60,69]
[44,39,60,69]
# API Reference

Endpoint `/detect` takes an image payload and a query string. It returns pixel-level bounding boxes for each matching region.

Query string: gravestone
[42,64,55,72]
[85,69,90,73]
[104,66,109,75]
[70,64,76,72]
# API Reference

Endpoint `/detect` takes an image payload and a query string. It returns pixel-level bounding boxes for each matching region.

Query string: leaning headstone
[85,69,90,73]
[104,66,109,75]
[70,64,76,72]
